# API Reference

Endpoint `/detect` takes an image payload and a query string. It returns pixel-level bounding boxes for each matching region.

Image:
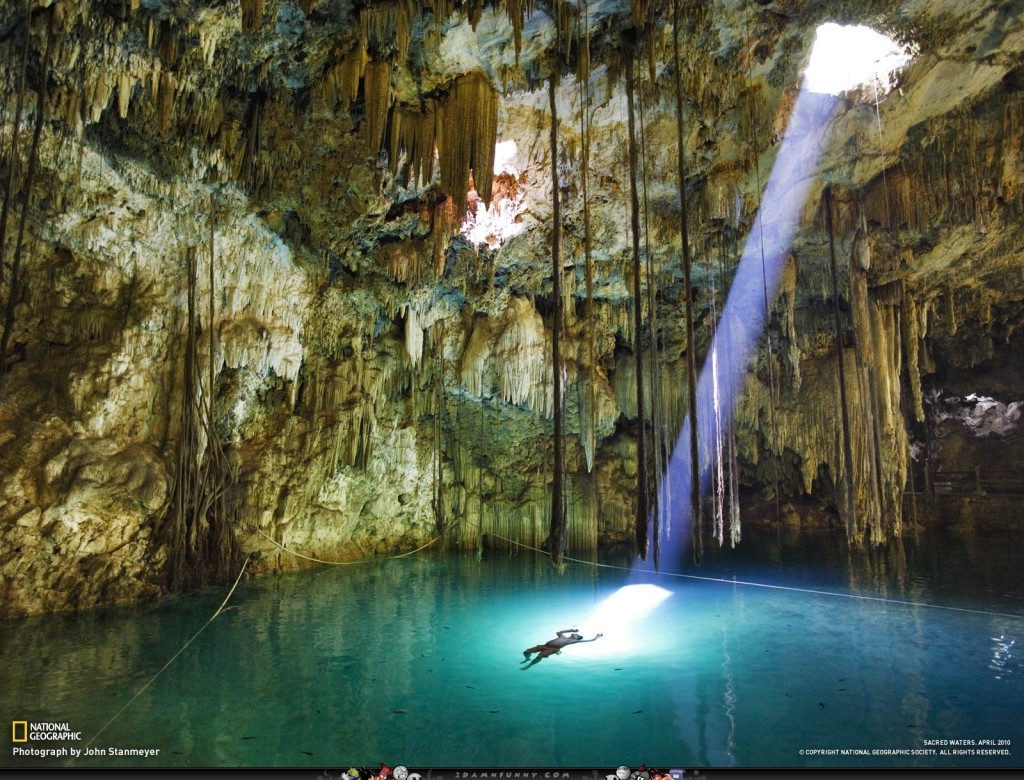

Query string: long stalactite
[436,72,498,218]
[825,185,858,544]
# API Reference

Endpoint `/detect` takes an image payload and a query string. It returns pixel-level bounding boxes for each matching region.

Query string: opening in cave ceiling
[462,139,527,247]
[804,22,915,96]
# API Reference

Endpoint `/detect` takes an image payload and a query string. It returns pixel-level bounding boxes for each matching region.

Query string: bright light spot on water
[804,23,912,96]
[578,584,673,657]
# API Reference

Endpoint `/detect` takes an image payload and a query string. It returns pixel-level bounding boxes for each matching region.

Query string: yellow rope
[249,525,442,566]
[74,553,252,761]
[254,519,1024,621]
[419,521,1024,621]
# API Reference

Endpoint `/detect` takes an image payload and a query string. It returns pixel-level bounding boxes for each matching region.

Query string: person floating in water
[521,628,603,669]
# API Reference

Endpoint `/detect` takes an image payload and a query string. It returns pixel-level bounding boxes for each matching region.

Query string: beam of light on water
[577,584,673,657]
[642,86,843,572]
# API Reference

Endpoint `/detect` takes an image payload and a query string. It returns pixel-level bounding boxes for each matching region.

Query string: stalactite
[624,42,649,561]
[727,386,741,547]
[239,89,265,195]
[157,70,176,136]
[901,287,925,423]
[60,27,88,199]
[0,4,53,398]
[548,67,566,569]
[240,0,263,32]
[389,102,436,189]
[436,72,497,217]
[476,392,485,559]
[551,0,577,61]
[116,71,133,119]
[575,0,590,86]
[431,198,456,274]
[869,296,908,541]
[157,18,178,68]
[861,362,885,541]
[503,0,537,68]
[361,0,415,64]
[629,0,648,30]
[672,0,702,564]
[203,196,240,582]
[825,186,859,544]
[847,220,887,542]
[318,48,367,113]
[710,278,724,547]
[363,60,392,155]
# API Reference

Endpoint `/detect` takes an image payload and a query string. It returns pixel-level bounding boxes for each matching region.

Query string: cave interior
[2,0,1024,770]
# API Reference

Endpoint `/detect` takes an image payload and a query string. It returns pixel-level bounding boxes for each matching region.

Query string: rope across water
[74,553,253,761]
[256,519,1024,622]
[249,525,443,565]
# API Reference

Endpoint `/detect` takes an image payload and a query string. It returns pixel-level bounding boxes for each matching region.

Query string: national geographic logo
[11,721,82,741]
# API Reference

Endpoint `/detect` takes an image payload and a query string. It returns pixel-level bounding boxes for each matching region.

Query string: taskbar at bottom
[8,766,1020,778]
[310,767,839,780]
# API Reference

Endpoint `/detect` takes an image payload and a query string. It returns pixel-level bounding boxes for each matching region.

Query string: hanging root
[0,3,53,399]
[625,41,650,559]
[162,210,240,591]
[548,59,567,568]
[672,0,703,564]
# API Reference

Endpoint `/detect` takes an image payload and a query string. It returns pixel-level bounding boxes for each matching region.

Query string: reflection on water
[990,635,1016,680]
[0,527,1021,768]
[720,626,736,767]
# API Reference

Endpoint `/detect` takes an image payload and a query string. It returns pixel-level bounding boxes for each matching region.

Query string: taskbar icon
[315,767,700,780]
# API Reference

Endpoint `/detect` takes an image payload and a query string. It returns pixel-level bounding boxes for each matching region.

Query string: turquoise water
[2,527,1022,769]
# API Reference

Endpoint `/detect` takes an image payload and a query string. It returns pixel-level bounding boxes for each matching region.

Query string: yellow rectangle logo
[12,721,27,742]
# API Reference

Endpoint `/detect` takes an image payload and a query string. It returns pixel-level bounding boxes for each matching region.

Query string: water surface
[2,527,1021,768]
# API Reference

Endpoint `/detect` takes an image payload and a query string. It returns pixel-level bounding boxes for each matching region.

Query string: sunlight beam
[644,86,843,570]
